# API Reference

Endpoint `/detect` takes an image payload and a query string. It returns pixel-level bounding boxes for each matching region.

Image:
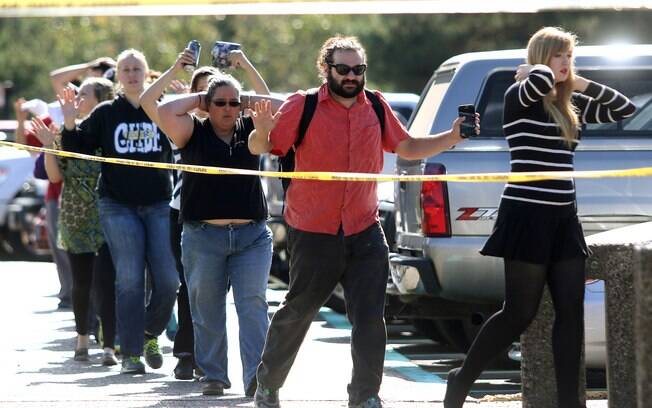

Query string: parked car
[263,92,419,313]
[387,45,652,366]
[0,121,50,260]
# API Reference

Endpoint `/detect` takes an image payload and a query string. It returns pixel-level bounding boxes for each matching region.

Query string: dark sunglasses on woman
[212,99,241,107]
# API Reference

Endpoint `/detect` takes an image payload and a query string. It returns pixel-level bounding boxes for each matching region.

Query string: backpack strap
[364,89,385,134]
[295,88,320,150]
[297,88,384,150]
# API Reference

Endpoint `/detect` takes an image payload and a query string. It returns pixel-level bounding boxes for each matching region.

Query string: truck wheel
[434,319,472,352]
[411,318,447,344]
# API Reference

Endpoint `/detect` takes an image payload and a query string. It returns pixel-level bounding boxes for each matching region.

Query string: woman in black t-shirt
[157,72,281,396]
[61,49,180,375]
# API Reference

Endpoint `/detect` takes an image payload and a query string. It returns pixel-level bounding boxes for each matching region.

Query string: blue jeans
[182,220,272,388]
[98,197,180,357]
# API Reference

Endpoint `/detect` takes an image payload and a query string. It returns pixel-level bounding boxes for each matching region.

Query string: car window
[414,68,454,137]
[475,70,515,137]
[581,69,652,136]
[392,106,415,124]
[475,68,652,138]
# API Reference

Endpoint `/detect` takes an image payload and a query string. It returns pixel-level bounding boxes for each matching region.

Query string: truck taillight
[420,163,451,237]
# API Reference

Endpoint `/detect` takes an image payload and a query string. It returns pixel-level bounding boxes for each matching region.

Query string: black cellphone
[458,104,477,138]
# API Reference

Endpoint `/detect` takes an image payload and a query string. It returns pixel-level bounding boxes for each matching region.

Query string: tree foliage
[1,11,651,118]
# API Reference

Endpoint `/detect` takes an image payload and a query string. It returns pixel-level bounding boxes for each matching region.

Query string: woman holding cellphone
[140,45,273,383]
[156,49,282,396]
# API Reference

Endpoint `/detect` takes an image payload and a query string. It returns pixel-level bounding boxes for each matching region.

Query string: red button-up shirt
[270,84,409,236]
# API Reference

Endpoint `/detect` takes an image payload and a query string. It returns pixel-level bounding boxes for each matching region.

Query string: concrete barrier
[521,222,652,408]
[634,242,652,408]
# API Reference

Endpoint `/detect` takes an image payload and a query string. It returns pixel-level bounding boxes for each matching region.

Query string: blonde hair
[116,49,149,72]
[527,27,579,144]
[115,49,149,93]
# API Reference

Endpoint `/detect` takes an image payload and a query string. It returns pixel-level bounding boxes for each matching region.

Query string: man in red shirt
[249,36,473,408]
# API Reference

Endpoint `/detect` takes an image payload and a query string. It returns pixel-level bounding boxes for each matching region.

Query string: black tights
[444,257,586,408]
[69,252,94,336]
[68,244,116,349]
[93,244,116,349]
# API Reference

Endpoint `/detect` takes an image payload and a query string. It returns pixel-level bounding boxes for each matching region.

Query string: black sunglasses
[212,99,241,107]
[329,63,367,76]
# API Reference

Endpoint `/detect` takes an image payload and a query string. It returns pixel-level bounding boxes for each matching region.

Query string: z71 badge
[456,207,499,221]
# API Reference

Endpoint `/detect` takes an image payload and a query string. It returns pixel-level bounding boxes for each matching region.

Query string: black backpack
[278,88,386,192]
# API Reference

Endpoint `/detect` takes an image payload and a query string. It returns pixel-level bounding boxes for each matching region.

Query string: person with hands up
[50,56,116,96]
[32,78,119,365]
[248,35,474,408]
[14,95,73,310]
[61,49,180,376]
[153,46,282,396]
[444,27,635,408]
[140,46,219,381]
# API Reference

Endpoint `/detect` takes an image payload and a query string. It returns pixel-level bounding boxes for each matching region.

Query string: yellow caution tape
[2,140,651,183]
[2,0,272,6]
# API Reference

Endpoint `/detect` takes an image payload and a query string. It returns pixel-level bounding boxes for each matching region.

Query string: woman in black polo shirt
[157,73,280,397]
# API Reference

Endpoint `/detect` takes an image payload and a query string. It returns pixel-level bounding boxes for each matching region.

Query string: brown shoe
[202,381,225,396]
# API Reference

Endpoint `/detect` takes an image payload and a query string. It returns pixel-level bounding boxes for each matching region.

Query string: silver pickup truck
[388,45,652,353]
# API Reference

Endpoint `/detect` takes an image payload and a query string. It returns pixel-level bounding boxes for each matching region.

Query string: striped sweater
[501,64,636,207]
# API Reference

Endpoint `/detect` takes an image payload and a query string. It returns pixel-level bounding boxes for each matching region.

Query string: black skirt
[480,199,590,264]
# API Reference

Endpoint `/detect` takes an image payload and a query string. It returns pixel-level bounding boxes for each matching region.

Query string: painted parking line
[320,309,445,384]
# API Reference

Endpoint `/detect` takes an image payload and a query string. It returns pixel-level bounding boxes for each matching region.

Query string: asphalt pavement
[0,261,609,408]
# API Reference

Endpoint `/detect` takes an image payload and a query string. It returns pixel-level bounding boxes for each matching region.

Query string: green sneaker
[120,356,145,374]
[143,337,163,369]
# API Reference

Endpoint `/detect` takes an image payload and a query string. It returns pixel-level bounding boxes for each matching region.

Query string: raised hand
[248,99,280,135]
[451,112,481,140]
[227,50,250,70]
[515,64,534,82]
[168,79,189,94]
[31,117,57,148]
[174,48,197,72]
[57,86,79,130]
[13,97,28,123]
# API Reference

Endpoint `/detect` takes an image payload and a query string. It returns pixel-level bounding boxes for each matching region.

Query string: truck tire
[434,319,473,352]
[434,314,492,352]
[411,318,447,344]
[6,229,50,262]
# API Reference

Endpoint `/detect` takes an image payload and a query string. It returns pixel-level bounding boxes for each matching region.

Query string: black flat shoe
[173,355,194,380]
[444,367,467,408]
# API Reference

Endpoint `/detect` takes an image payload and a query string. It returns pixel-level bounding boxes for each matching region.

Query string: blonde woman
[61,49,179,375]
[444,27,635,408]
